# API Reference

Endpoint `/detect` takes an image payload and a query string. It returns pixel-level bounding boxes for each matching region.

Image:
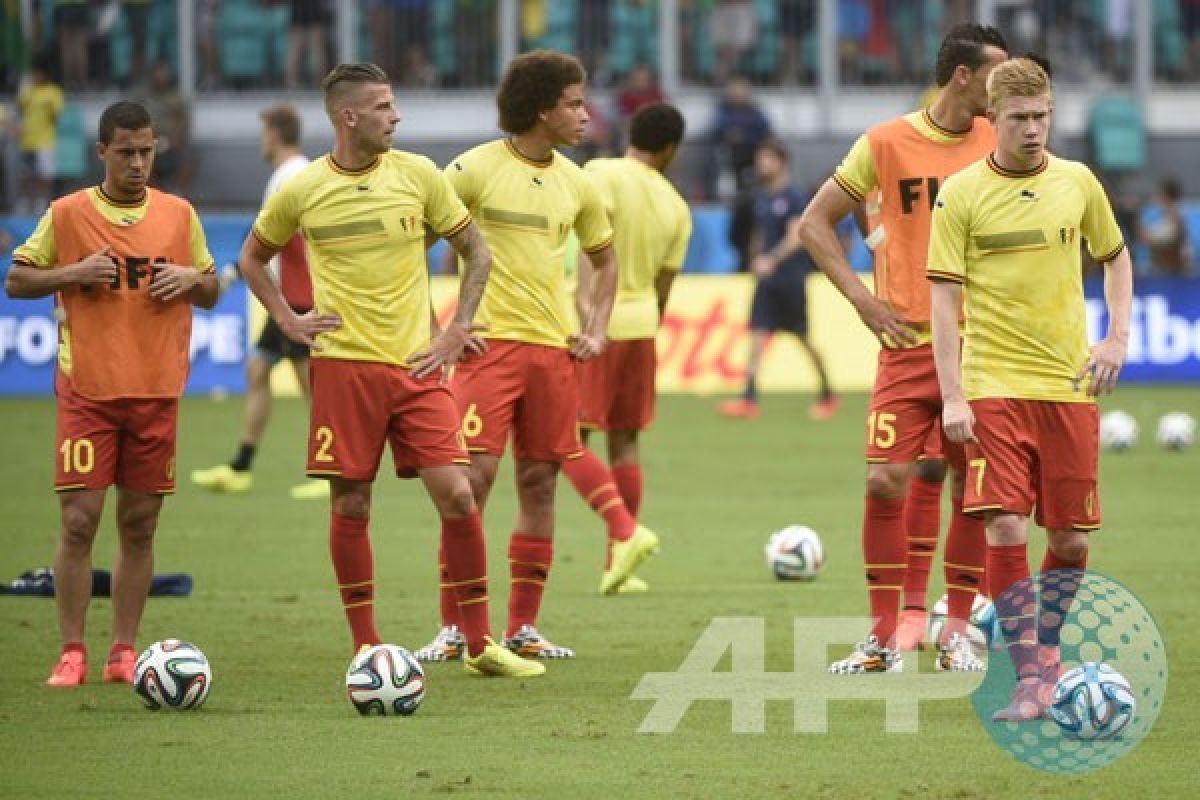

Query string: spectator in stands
[709,0,757,84]
[368,0,434,88]
[778,0,816,85]
[16,55,63,214]
[196,0,220,90]
[1139,178,1193,276]
[122,0,154,81]
[710,76,772,269]
[136,62,192,195]
[286,0,330,88]
[0,100,13,211]
[615,63,664,140]
[1103,0,1133,81]
[54,0,91,89]
[449,0,497,87]
[578,0,613,86]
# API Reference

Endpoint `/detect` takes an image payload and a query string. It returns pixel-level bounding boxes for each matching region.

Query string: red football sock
[330,512,380,652]
[941,497,987,642]
[611,463,643,518]
[562,450,636,542]
[507,533,553,637]
[863,495,907,647]
[901,475,942,609]
[988,543,1037,678]
[63,641,86,657]
[1038,546,1088,648]
[441,511,491,657]
[107,642,135,659]
[436,545,461,629]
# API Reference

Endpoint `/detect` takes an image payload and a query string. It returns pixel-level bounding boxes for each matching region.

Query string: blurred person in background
[17,55,63,214]
[135,62,192,195]
[710,76,772,270]
[1138,177,1193,276]
[286,0,330,88]
[54,0,90,89]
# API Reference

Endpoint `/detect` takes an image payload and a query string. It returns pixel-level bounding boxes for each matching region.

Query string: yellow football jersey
[446,139,613,348]
[927,154,1125,403]
[584,157,691,340]
[252,151,470,366]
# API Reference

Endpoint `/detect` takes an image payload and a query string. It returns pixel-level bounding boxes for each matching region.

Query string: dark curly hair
[629,103,686,153]
[934,24,1008,87]
[496,50,586,135]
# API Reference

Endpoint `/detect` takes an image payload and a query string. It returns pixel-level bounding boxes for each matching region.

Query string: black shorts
[255,315,311,364]
[290,0,329,26]
[749,272,809,335]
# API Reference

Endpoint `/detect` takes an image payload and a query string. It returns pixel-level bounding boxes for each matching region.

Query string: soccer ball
[1047,662,1136,740]
[926,593,1002,651]
[133,639,212,711]
[1155,412,1196,451]
[345,644,426,716]
[1099,410,1138,451]
[764,525,824,580]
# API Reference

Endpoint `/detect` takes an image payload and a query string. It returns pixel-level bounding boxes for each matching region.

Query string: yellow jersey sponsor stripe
[833,171,866,202]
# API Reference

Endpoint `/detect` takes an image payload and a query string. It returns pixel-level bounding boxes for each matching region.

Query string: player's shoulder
[382,148,440,174]
[1046,153,1097,182]
[448,139,506,172]
[937,159,990,199]
[146,187,199,215]
[866,111,922,141]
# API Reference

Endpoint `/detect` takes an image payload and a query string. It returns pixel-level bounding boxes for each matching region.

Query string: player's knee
[117,507,160,546]
[60,505,100,549]
[865,465,907,500]
[439,485,477,519]
[516,470,556,509]
[1048,532,1089,564]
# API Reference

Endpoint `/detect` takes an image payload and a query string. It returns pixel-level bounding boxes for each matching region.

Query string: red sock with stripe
[941,497,987,642]
[507,533,553,638]
[901,475,942,609]
[330,512,380,652]
[1038,546,1088,649]
[562,450,636,543]
[863,495,907,647]
[988,543,1038,678]
[611,463,643,518]
[436,545,462,629]
[441,511,490,657]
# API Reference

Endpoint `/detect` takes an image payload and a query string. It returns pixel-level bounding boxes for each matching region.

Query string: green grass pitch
[0,389,1196,798]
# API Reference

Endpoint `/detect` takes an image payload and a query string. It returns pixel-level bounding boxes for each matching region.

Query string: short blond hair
[987,57,1051,111]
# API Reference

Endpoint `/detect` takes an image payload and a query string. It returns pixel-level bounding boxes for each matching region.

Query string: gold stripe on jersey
[833,171,866,202]
[482,207,549,231]
[308,219,387,242]
[1096,242,1126,263]
[986,154,1049,178]
[973,230,1047,251]
[920,109,971,138]
[581,235,614,255]
[328,155,381,176]
[503,138,553,168]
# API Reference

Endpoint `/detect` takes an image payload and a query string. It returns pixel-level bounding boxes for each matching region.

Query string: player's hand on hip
[569,332,606,361]
[750,254,777,278]
[406,323,486,382]
[148,262,207,301]
[855,295,918,348]
[72,245,119,286]
[1077,338,1126,396]
[282,309,341,349]
[942,399,977,444]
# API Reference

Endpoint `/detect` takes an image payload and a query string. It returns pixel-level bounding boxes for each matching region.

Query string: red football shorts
[917,424,945,463]
[453,339,583,463]
[576,338,657,432]
[307,358,469,481]
[54,369,178,494]
[963,398,1100,532]
[865,343,963,470]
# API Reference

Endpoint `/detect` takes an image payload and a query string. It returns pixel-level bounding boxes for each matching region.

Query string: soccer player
[928,57,1132,720]
[718,139,838,421]
[415,51,659,663]
[562,102,691,594]
[237,63,542,678]
[5,101,219,686]
[796,24,1008,673]
[191,104,328,500]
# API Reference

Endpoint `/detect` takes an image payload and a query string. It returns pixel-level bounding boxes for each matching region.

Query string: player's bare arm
[570,242,617,360]
[407,221,491,380]
[930,278,974,443]
[795,179,918,347]
[655,268,677,320]
[147,263,220,308]
[4,245,118,298]
[238,232,340,348]
[1078,245,1133,396]
[576,251,593,325]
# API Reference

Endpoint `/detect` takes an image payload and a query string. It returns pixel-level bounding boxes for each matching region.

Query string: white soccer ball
[345,644,426,716]
[1047,662,1136,740]
[1155,412,1196,451]
[926,593,1002,651]
[1099,410,1138,451]
[133,639,212,711]
[765,525,824,580]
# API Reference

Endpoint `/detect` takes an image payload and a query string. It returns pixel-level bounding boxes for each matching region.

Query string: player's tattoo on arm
[447,221,491,329]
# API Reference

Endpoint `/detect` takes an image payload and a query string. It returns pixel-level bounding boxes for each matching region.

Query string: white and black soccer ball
[926,592,1002,651]
[1155,412,1196,451]
[1047,662,1136,740]
[133,639,212,711]
[1099,410,1138,451]
[346,644,426,716]
[765,525,824,581]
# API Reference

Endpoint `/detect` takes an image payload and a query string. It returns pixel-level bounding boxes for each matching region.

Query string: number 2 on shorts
[314,426,335,462]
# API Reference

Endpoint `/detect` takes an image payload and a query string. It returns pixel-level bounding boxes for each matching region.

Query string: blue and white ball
[765,525,824,580]
[133,639,212,711]
[927,592,1003,651]
[1099,411,1138,451]
[1048,662,1136,740]
[346,644,426,716]
[1155,412,1195,451]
